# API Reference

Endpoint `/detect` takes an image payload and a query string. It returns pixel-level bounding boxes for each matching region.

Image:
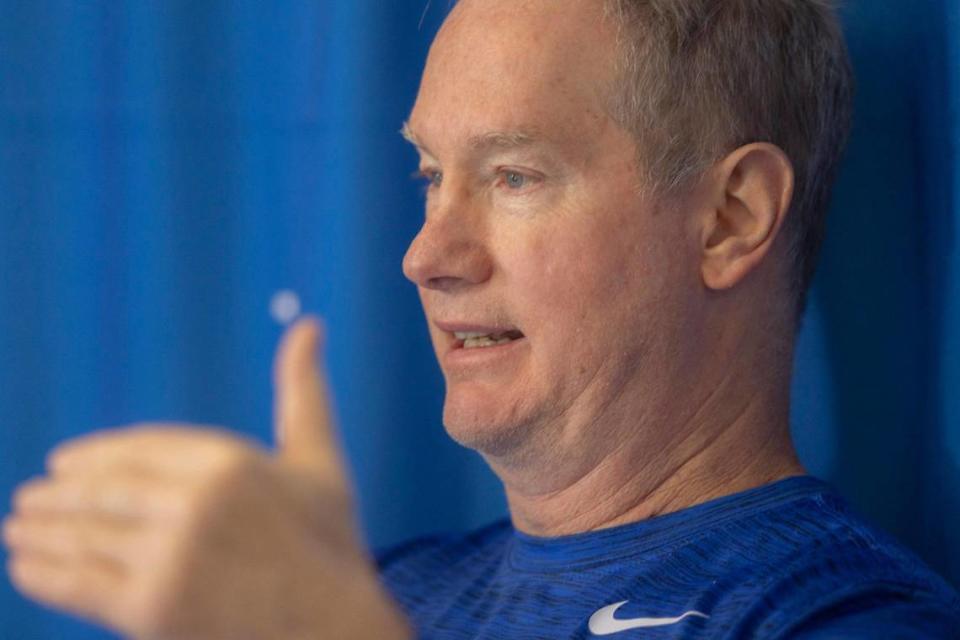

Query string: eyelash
[411,168,539,194]
[411,169,441,196]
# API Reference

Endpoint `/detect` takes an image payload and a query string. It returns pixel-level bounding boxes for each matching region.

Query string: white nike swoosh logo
[588,600,710,635]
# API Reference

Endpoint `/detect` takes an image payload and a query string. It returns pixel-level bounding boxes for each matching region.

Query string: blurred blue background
[0,0,957,636]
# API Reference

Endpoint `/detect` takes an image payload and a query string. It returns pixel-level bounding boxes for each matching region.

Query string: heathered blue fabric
[376,476,960,639]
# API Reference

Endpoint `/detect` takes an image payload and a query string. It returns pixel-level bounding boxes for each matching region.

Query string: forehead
[407,0,619,152]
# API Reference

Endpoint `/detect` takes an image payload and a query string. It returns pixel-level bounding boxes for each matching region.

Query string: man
[3,0,959,638]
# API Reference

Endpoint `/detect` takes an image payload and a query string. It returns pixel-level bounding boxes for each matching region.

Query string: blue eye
[504,171,526,189]
[413,169,443,194]
[420,170,442,188]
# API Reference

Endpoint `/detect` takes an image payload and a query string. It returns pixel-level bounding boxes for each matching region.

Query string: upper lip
[433,320,521,335]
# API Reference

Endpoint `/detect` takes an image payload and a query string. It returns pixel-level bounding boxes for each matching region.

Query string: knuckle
[206,439,259,477]
[1,516,18,546]
[186,450,262,519]
[7,557,32,592]
[44,449,63,473]
[12,478,46,512]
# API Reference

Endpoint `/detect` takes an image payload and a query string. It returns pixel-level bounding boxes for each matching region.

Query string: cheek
[518,221,642,317]
[503,205,687,358]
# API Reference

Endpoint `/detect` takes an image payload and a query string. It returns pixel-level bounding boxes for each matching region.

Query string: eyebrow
[400,121,544,155]
[400,121,425,148]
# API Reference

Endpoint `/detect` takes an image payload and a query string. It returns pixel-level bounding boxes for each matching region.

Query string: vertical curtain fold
[0,2,957,636]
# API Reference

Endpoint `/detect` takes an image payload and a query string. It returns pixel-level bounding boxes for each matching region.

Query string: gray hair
[604,0,855,322]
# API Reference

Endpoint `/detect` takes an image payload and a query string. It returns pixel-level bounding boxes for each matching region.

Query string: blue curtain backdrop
[0,1,956,636]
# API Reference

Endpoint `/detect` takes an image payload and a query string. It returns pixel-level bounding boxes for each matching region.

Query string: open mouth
[454,330,525,350]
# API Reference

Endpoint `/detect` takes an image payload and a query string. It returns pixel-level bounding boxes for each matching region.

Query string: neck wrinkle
[503,360,803,537]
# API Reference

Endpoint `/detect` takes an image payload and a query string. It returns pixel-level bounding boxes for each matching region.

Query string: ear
[698,143,794,291]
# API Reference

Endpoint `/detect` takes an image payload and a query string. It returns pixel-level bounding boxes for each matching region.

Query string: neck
[493,334,805,537]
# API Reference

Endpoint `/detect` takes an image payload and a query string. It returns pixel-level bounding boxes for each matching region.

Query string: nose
[402,202,493,292]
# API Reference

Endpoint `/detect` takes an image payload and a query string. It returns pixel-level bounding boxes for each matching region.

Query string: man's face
[402,0,702,467]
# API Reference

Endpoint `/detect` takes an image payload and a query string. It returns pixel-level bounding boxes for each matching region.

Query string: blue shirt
[376,476,960,638]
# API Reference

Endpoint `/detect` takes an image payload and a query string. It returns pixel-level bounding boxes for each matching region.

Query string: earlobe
[700,143,794,291]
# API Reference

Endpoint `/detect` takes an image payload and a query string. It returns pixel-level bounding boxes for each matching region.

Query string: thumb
[273,316,345,485]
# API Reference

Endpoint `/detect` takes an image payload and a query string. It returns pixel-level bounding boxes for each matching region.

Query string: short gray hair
[604,0,854,322]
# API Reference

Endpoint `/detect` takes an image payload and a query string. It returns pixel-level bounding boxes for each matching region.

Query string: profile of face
[402,0,706,468]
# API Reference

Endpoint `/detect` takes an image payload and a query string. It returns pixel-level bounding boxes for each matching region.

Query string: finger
[7,548,125,629]
[273,316,346,484]
[12,473,183,523]
[47,424,256,478]
[3,512,138,570]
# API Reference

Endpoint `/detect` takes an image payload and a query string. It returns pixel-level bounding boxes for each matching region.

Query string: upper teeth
[453,330,523,349]
[455,332,493,339]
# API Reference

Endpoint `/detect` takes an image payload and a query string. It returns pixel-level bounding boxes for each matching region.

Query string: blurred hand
[2,318,411,640]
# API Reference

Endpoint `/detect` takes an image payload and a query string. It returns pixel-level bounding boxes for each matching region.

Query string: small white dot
[270,290,301,325]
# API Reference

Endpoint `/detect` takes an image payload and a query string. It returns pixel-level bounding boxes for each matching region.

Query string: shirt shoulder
[712,491,960,638]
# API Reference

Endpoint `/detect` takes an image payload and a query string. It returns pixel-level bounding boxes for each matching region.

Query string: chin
[441,388,537,458]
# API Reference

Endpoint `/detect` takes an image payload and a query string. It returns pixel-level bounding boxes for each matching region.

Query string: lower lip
[443,337,528,370]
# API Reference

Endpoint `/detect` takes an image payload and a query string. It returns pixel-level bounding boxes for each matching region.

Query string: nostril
[425,275,465,291]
